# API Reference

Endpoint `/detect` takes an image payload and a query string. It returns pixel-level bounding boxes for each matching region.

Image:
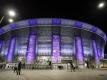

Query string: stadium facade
[0,18,106,68]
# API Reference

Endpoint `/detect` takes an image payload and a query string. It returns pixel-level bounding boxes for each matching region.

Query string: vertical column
[7,37,16,63]
[75,36,84,68]
[26,33,36,64]
[98,40,103,59]
[92,40,99,65]
[98,48,102,59]
[52,35,60,63]
[0,40,3,53]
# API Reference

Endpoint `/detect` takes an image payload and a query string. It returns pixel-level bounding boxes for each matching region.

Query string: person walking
[17,61,22,75]
[49,61,52,69]
[70,61,75,71]
[14,64,17,72]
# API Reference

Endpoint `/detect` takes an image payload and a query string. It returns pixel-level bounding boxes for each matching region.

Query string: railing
[24,64,51,70]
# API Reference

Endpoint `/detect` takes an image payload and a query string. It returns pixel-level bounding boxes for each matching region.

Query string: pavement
[0,69,107,80]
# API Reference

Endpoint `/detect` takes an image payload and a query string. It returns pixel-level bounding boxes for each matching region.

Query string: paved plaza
[0,69,107,80]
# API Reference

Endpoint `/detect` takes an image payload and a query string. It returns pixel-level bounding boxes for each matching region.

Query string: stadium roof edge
[0,18,106,42]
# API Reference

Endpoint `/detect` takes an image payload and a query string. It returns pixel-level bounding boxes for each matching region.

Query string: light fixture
[98,2,105,8]
[8,18,14,23]
[8,10,16,17]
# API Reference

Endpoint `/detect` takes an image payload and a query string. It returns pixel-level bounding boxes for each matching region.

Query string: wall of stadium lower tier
[0,26,105,68]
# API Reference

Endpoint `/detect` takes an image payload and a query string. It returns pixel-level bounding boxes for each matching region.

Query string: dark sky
[0,0,107,33]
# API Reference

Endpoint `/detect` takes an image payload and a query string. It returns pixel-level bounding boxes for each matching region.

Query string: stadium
[0,18,106,69]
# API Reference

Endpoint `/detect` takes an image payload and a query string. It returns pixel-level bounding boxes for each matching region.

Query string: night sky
[0,0,107,55]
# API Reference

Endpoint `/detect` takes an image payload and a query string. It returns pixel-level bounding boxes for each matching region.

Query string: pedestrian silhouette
[17,61,22,75]
[14,64,17,72]
[70,61,75,71]
[49,61,52,69]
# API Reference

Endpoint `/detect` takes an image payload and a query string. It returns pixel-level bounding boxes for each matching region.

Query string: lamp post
[0,9,16,24]
[0,16,4,24]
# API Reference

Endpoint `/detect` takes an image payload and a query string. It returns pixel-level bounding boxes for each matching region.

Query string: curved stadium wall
[0,18,106,68]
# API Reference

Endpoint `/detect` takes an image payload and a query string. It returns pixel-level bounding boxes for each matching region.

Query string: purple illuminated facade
[92,40,99,64]
[52,35,60,63]
[7,37,16,63]
[26,34,36,64]
[75,36,84,66]
[0,40,2,52]
[0,18,106,69]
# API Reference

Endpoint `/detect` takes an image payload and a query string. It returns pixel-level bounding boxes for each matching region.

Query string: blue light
[7,37,16,63]
[9,23,16,29]
[0,29,4,34]
[26,33,36,64]
[91,26,97,32]
[100,33,104,37]
[52,19,61,25]
[75,36,84,65]
[92,39,99,64]
[74,22,82,28]
[0,18,106,41]
[28,19,37,26]
[52,35,61,63]
[0,40,3,52]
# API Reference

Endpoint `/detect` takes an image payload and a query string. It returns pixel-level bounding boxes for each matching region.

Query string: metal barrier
[24,64,51,70]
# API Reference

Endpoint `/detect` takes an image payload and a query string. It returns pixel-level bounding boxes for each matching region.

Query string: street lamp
[0,9,16,24]
[8,10,16,17]
[98,2,105,9]
[8,18,14,23]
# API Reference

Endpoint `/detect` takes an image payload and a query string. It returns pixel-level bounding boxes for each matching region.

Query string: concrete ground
[0,69,107,80]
